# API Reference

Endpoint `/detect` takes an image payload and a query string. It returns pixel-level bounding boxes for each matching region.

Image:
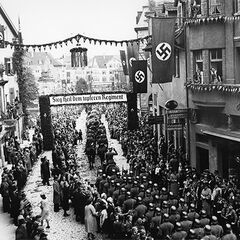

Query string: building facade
[179,0,240,178]
[0,3,23,167]
[136,0,188,152]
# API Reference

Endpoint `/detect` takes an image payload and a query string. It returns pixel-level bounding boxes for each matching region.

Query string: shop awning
[203,130,240,143]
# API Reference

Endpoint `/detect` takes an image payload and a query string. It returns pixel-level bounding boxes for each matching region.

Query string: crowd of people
[0,126,50,239]
[83,104,240,240]
[2,103,240,240]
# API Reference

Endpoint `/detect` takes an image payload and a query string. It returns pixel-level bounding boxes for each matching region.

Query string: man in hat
[193,219,204,240]
[188,203,199,222]
[210,216,223,239]
[150,207,162,239]
[169,206,181,225]
[172,222,187,240]
[40,156,51,186]
[145,203,155,232]
[201,180,212,217]
[15,215,28,240]
[199,210,210,227]
[133,197,147,222]
[122,191,136,214]
[202,225,217,240]
[222,224,237,240]
[180,211,193,232]
[159,213,174,239]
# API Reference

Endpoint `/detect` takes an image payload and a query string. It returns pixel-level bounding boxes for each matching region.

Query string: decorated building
[0,3,23,167]
[180,0,240,178]
[88,55,125,92]
[135,0,188,153]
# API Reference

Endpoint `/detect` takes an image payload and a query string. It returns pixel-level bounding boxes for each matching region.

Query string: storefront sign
[167,123,183,131]
[49,93,127,106]
[148,115,164,125]
[167,109,188,119]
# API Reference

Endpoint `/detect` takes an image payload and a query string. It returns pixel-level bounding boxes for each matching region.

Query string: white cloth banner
[49,93,127,106]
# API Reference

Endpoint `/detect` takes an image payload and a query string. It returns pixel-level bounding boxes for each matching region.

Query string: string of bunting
[186,15,240,25]
[0,33,152,52]
[186,83,240,94]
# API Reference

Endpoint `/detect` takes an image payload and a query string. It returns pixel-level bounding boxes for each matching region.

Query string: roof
[164,2,177,11]
[25,52,63,67]
[0,3,18,38]
[91,55,120,68]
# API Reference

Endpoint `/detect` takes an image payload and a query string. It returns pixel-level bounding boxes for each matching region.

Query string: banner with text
[49,93,127,106]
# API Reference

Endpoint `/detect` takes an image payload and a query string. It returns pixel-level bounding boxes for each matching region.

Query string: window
[234,0,240,14]
[193,50,203,83]
[4,58,12,75]
[191,0,201,18]
[210,49,222,83]
[174,49,180,78]
[209,0,222,15]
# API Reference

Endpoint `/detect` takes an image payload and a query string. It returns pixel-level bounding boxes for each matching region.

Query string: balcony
[186,82,240,116]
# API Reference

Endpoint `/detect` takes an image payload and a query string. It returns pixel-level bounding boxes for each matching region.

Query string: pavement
[0,110,128,240]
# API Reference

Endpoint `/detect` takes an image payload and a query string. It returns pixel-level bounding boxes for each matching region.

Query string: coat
[53,181,61,204]
[85,204,98,234]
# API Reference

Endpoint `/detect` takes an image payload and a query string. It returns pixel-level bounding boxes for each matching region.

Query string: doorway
[196,147,209,172]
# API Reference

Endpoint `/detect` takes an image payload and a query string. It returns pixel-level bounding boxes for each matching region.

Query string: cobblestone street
[0,110,128,240]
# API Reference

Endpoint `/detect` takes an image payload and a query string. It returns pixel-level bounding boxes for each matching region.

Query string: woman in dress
[85,197,98,240]
[40,194,50,228]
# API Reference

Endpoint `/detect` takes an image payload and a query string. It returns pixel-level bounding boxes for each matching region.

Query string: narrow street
[11,109,128,240]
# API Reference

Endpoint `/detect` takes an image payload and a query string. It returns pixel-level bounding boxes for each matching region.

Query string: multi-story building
[136,0,188,152]
[25,52,63,95]
[88,55,125,92]
[173,0,240,179]
[0,3,23,167]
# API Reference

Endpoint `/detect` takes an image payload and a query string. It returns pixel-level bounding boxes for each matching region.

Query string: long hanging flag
[126,42,139,82]
[0,25,4,48]
[120,50,128,75]
[132,60,147,93]
[152,17,175,83]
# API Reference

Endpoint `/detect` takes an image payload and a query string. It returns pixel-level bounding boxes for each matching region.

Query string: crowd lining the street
[1,104,240,240]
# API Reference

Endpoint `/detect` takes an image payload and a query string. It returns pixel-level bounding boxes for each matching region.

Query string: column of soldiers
[93,105,240,240]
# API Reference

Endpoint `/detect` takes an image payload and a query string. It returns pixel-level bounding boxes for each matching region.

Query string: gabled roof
[25,52,62,67]
[0,3,18,38]
[91,55,119,68]
[164,2,177,11]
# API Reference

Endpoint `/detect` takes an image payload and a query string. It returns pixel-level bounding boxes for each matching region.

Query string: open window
[210,49,222,83]
[193,50,203,83]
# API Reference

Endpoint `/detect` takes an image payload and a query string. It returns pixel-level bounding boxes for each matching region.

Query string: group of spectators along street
[1,103,240,240]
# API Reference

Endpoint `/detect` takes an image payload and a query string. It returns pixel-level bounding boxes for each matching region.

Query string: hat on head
[226,223,232,233]
[171,206,177,212]
[156,207,161,213]
[18,215,24,221]
[163,213,169,220]
[204,225,211,233]
[176,222,181,230]
[149,203,154,210]
[201,210,207,217]
[212,216,218,224]
[189,229,196,237]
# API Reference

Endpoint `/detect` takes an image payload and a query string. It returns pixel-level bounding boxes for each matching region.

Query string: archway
[39,92,138,150]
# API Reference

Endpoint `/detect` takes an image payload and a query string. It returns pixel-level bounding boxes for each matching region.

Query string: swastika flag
[132,60,147,93]
[120,50,128,75]
[152,17,175,83]
[127,42,139,82]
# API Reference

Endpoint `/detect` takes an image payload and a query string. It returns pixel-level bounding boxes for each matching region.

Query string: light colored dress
[40,199,49,220]
[85,204,97,234]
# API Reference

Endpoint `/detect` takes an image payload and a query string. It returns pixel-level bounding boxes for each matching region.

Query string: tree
[12,47,38,126]
[75,78,88,93]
